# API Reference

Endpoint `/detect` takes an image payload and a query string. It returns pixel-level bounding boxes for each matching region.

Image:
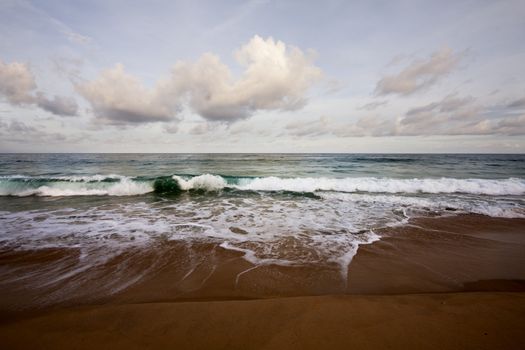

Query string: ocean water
[1,153,524,295]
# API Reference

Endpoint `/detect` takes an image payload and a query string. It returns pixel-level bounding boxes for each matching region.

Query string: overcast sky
[1,0,524,152]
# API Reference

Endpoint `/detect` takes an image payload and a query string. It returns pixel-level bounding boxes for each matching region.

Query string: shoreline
[1,213,524,348]
[1,214,524,308]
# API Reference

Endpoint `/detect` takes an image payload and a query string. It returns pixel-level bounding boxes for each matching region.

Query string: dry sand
[1,292,525,350]
[1,214,524,349]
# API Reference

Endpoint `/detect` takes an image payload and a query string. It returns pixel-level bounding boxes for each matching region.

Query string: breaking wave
[0,174,524,197]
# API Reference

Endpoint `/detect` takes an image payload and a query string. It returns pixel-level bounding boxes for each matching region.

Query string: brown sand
[347,215,525,294]
[1,293,525,350]
[1,214,524,349]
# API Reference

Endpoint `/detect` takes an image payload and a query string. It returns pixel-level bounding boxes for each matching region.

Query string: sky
[0,0,524,153]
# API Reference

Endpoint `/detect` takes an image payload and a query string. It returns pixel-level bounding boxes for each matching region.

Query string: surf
[1,174,524,197]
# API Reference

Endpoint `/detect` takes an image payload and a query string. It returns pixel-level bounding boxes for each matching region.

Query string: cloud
[227,120,273,137]
[0,119,69,143]
[286,116,332,137]
[357,100,388,111]
[399,94,481,135]
[507,96,525,109]
[493,115,525,135]
[0,59,78,116]
[63,30,92,45]
[35,93,79,117]
[285,94,525,138]
[404,94,476,118]
[347,115,397,137]
[285,115,397,138]
[77,36,322,125]
[166,35,322,121]
[52,57,84,79]
[0,59,36,105]
[189,122,212,135]
[76,64,175,124]
[163,123,179,134]
[375,48,462,96]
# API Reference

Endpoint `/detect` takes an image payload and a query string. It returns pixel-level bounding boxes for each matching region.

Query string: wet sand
[1,292,525,350]
[1,214,525,349]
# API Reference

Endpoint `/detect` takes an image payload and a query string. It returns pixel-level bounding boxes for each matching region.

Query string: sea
[1,153,524,302]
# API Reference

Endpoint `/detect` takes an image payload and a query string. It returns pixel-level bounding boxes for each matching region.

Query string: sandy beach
[1,0,524,344]
[1,214,524,349]
[2,292,525,350]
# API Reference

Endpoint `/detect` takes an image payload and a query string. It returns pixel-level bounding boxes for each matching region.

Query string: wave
[0,174,524,197]
[233,176,525,195]
[0,176,151,196]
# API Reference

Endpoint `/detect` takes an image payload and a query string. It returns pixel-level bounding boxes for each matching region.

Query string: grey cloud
[286,116,332,137]
[285,115,396,138]
[0,119,37,134]
[351,116,397,137]
[228,121,272,137]
[189,123,212,135]
[376,48,462,96]
[0,59,78,116]
[493,115,525,135]
[405,94,476,117]
[0,119,68,143]
[507,96,525,109]
[35,93,78,117]
[163,123,179,134]
[285,94,525,138]
[78,36,322,125]
[399,94,482,135]
[395,95,525,136]
[358,100,388,111]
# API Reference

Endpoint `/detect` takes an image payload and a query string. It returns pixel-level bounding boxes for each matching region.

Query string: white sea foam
[0,174,125,182]
[318,192,525,218]
[1,174,524,196]
[0,177,153,196]
[235,176,525,196]
[172,174,227,191]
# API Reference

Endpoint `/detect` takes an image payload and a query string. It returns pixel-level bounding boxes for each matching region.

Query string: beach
[2,293,525,350]
[1,214,524,349]
[2,0,525,346]
[1,153,524,348]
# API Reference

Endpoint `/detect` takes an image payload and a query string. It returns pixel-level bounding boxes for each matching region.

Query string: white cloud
[166,35,322,121]
[0,59,36,105]
[77,36,322,125]
[376,48,462,96]
[76,64,175,123]
[0,59,78,116]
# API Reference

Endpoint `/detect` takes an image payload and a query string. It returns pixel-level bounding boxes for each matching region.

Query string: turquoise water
[0,153,524,291]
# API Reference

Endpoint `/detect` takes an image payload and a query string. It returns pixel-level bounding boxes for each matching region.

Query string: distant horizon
[1,152,525,155]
